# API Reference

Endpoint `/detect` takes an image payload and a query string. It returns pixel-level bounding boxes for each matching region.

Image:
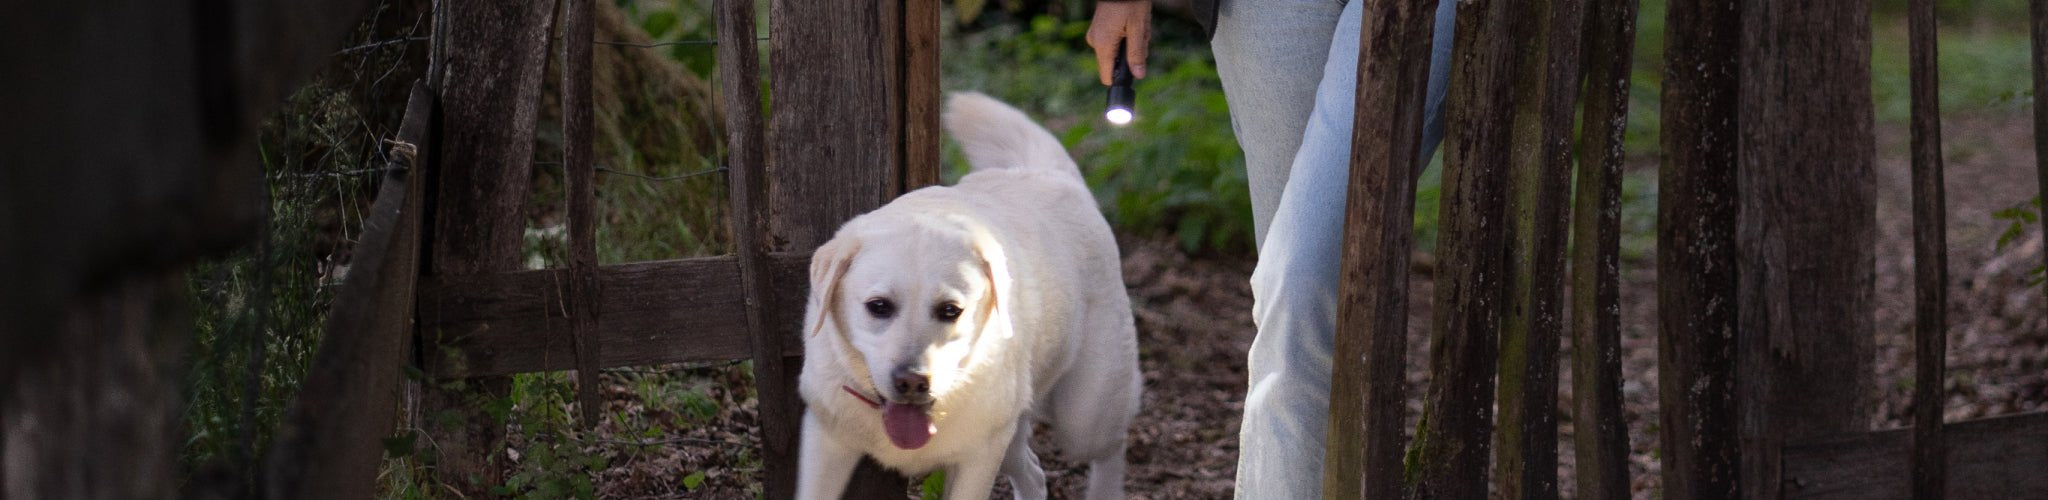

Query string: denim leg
[1225,0,1455,497]
[1210,0,1342,250]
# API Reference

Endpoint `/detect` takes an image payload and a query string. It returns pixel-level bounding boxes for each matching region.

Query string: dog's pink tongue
[881,402,933,450]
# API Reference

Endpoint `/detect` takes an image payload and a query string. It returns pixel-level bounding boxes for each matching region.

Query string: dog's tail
[943,92,1081,177]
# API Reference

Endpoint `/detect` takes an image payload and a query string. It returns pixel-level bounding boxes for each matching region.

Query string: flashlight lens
[1106,108,1133,125]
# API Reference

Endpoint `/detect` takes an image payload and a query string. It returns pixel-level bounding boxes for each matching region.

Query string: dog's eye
[865,298,895,319]
[933,303,963,323]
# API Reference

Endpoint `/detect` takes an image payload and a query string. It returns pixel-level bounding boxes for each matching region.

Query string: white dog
[794,93,1141,500]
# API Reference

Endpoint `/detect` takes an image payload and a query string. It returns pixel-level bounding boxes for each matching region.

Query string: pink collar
[842,385,882,409]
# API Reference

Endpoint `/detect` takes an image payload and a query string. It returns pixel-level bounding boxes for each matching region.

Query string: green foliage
[1992,196,2048,288]
[943,15,1258,254]
[1870,25,2033,123]
[496,372,605,500]
[617,0,717,76]
[920,470,948,500]
[183,82,378,487]
[1994,196,2041,250]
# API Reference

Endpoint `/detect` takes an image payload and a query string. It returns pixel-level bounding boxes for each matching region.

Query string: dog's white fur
[794,93,1141,500]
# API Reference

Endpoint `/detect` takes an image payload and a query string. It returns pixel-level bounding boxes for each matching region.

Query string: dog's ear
[972,235,1015,339]
[806,236,862,338]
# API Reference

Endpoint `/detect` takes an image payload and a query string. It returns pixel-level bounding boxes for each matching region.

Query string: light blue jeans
[1211,0,1454,497]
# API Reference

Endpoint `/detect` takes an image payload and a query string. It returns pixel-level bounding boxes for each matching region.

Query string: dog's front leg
[943,444,1006,500]
[795,410,861,500]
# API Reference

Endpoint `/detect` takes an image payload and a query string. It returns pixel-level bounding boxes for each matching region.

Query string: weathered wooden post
[1319,0,1439,497]
[265,83,434,500]
[1493,0,1585,496]
[1735,0,1878,497]
[562,0,605,426]
[1569,0,1642,497]
[1411,0,1523,496]
[1657,0,1743,497]
[758,1,939,497]
[421,0,556,493]
[1907,0,1949,497]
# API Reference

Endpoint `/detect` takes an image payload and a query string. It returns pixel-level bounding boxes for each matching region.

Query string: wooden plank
[1907,0,1949,497]
[768,0,915,496]
[430,0,555,275]
[2036,0,2048,325]
[902,0,942,192]
[1782,411,2048,499]
[563,0,603,428]
[1494,0,1585,497]
[264,82,433,500]
[1319,0,1438,498]
[1411,0,1523,496]
[417,254,811,377]
[1656,0,1744,497]
[715,0,805,498]
[768,0,901,250]
[1568,0,1641,496]
[1736,1,1878,498]
[422,0,561,490]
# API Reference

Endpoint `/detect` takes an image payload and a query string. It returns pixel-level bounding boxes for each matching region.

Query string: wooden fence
[1321,0,2048,499]
[256,0,2048,499]
[263,0,940,498]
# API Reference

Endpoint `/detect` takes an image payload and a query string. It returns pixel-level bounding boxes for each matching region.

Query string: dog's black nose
[891,365,931,402]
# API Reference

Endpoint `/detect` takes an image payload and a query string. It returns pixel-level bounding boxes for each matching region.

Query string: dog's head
[804,212,1013,448]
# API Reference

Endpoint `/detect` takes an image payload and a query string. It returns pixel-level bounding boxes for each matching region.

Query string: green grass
[183,82,385,491]
[1870,22,2034,123]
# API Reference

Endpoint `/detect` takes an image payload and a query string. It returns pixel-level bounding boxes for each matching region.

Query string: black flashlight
[1105,40,1136,126]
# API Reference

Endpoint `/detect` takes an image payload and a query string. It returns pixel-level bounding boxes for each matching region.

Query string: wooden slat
[902,0,942,192]
[563,0,603,428]
[1736,1,1879,498]
[1569,0,1641,496]
[422,0,557,492]
[768,0,900,250]
[264,83,432,499]
[417,254,810,378]
[2035,0,2048,323]
[1411,0,1522,496]
[767,0,916,496]
[1494,0,1584,496]
[1782,411,2048,499]
[715,0,804,498]
[1319,0,1438,497]
[1656,0,1744,497]
[1907,0,1949,497]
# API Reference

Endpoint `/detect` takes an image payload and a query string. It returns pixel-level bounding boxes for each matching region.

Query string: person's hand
[1086,0,1151,86]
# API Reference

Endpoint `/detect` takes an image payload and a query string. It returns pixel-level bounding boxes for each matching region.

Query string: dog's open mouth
[843,385,935,449]
[881,401,934,449]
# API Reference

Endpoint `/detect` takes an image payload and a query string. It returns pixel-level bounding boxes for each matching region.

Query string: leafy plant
[1992,196,2047,288]
[920,470,948,500]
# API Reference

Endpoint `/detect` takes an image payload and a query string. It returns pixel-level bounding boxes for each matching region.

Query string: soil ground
[574,112,2047,498]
